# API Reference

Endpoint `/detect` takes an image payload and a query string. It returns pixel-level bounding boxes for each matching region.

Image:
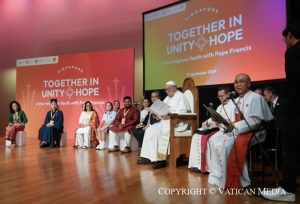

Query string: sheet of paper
[146,99,171,117]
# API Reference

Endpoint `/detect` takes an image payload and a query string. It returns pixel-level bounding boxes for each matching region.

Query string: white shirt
[163,90,191,114]
[234,90,273,134]
[101,111,117,126]
[272,96,279,108]
[140,109,149,123]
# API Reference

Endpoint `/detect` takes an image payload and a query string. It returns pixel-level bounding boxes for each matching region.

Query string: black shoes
[137,158,151,165]
[137,159,167,168]
[108,145,120,152]
[152,160,167,169]
[176,155,189,166]
[189,167,210,174]
[190,167,201,173]
[40,142,59,148]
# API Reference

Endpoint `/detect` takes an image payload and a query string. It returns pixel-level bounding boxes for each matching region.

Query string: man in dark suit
[134,91,161,154]
[263,87,287,134]
[261,23,300,203]
[263,87,287,168]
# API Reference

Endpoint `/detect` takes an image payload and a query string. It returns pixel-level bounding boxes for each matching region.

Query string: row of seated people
[78,92,164,152]
[188,85,286,190]
[137,74,274,190]
[37,97,140,152]
[4,95,153,150]
[4,74,273,191]
[74,89,183,154]
[37,99,121,148]
[74,96,151,152]
[74,100,116,150]
[186,73,274,190]
[35,79,191,166]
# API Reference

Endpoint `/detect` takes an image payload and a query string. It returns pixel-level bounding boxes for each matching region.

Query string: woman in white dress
[96,102,117,150]
[75,101,100,149]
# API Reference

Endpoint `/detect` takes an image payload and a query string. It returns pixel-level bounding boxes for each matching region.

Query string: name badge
[121,118,126,125]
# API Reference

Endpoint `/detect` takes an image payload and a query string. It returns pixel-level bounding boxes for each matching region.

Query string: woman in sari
[75,101,100,148]
[5,101,28,148]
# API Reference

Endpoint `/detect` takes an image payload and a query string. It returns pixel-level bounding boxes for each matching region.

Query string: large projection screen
[144,0,286,90]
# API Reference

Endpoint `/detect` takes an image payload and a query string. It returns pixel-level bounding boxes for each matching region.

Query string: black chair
[248,127,280,186]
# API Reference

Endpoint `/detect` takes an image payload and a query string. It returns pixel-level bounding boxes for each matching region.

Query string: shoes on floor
[176,154,189,166]
[260,186,296,203]
[40,142,48,148]
[100,141,106,150]
[153,160,167,169]
[121,146,131,154]
[190,167,201,173]
[137,158,151,165]
[96,143,102,150]
[5,140,12,148]
[108,146,120,152]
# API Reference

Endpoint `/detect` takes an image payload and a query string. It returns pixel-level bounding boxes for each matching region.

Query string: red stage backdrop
[16,48,134,139]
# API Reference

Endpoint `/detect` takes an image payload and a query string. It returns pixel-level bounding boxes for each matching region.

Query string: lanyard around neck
[51,110,57,119]
[123,108,130,117]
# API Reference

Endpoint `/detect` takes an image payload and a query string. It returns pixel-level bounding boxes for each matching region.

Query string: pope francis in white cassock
[208,73,273,189]
[138,81,191,169]
[188,86,236,173]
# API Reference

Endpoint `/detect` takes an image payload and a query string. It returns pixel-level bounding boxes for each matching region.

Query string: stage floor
[0,137,298,204]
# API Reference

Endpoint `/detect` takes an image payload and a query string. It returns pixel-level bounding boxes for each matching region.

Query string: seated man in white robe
[138,81,191,169]
[189,86,235,173]
[208,73,273,189]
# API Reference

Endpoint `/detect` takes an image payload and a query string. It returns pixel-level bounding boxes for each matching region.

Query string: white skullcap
[166,81,176,86]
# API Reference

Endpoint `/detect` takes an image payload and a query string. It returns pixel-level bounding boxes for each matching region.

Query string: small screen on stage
[143,0,286,90]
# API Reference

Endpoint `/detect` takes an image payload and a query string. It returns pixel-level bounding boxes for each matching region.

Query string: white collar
[272,96,279,107]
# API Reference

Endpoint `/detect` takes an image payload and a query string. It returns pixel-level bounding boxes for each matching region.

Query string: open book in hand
[146,99,171,118]
[203,104,233,133]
